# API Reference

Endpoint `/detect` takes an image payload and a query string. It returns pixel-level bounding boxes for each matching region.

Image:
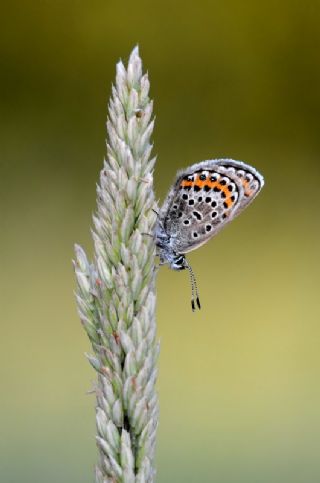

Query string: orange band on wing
[223,197,233,208]
[181,180,193,187]
[181,174,235,207]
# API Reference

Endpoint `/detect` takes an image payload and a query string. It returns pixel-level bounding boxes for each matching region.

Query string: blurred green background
[1,1,320,482]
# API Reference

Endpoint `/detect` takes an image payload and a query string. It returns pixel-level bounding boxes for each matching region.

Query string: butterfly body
[155,159,264,308]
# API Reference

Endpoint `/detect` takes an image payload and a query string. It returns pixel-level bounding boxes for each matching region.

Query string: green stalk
[74,46,159,483]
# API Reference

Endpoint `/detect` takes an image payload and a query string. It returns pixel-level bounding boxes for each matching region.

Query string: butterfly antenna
[186,261,201,311]
[192,267,201,310]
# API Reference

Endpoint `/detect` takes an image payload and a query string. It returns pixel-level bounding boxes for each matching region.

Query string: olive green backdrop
[1,1,320,482]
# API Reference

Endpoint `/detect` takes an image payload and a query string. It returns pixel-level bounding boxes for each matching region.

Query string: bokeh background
[1,1,320,482]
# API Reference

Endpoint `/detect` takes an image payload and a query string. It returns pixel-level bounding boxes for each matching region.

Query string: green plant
[74,46,159,483]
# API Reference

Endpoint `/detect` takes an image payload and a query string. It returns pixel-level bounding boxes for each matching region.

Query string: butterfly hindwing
[214,159,264,213]
[161,159,264,254]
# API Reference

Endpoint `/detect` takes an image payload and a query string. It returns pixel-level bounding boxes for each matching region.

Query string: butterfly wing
[160,159,264,254]
[213,159,264,214]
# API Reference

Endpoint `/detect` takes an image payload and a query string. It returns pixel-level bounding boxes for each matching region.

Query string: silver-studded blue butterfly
[155,159,264,310]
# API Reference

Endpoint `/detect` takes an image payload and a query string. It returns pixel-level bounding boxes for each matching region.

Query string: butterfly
[155,159,264,310]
